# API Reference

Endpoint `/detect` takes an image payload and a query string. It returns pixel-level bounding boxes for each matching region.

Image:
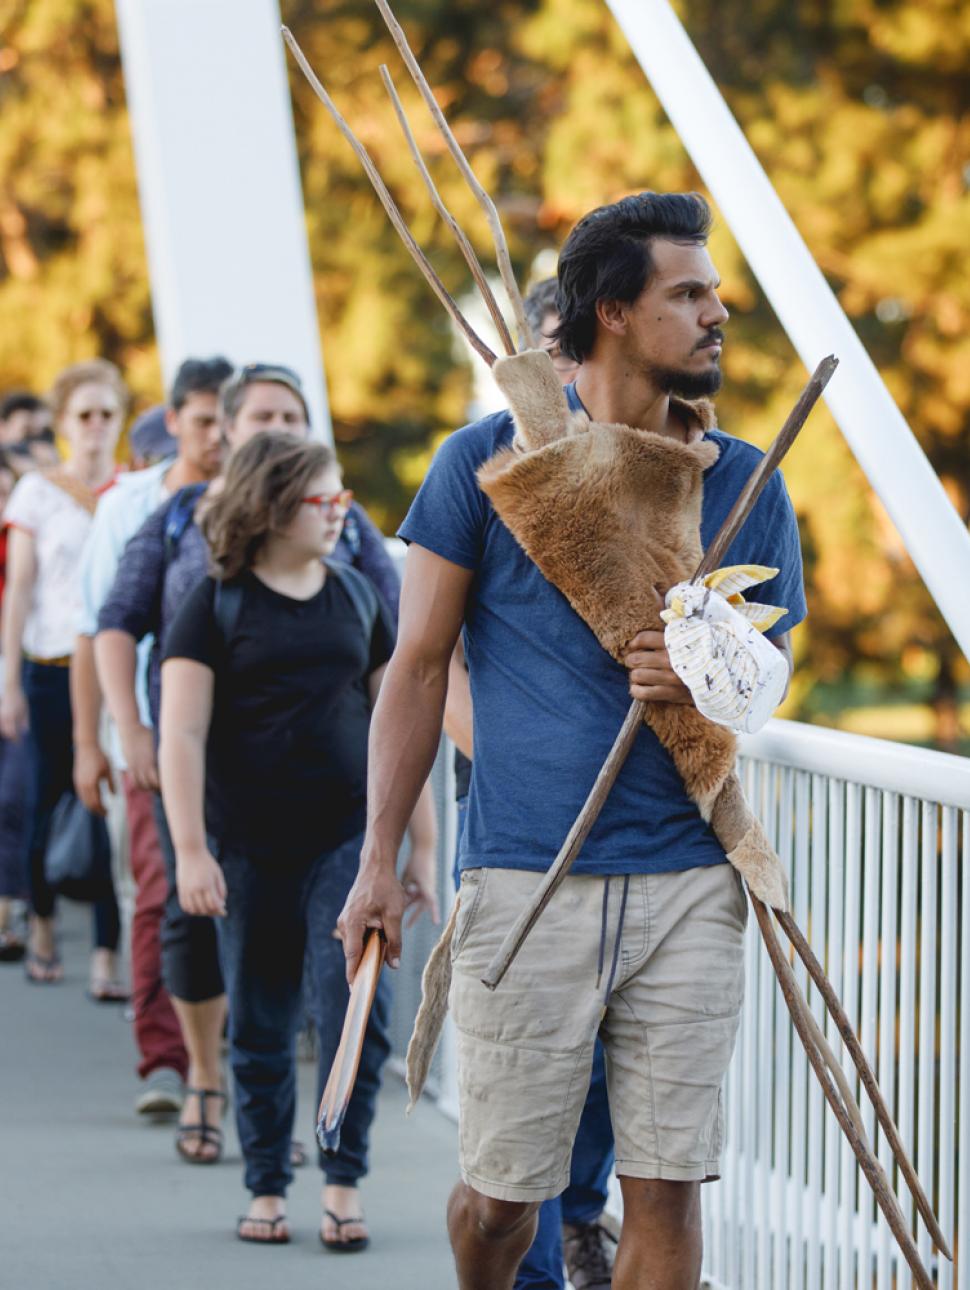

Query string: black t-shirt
[454,748,472,800]
[163,570,395,867]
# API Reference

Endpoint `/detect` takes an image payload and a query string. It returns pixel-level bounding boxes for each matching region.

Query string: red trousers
[124,774,188,1081]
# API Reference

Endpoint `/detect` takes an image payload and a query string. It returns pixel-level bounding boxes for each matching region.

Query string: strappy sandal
[237,1215,290,1245]
[88,977,130,1003]
[175,1087,226,1165]
[320,1209,370,1253]
[24,951,62,983]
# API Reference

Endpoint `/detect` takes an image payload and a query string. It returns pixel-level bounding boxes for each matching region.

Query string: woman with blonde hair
[159,432,437,1248]
[0,359,126,991]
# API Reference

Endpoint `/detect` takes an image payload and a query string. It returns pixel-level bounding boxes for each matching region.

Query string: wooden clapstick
[316,928,386,1155]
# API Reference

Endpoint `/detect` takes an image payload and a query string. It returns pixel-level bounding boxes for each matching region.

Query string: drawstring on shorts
[596,874,631,1004]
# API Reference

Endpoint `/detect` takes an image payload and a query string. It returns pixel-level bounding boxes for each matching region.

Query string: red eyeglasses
[301,489,353,513]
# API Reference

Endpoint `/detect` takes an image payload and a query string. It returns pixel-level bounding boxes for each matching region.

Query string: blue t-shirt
[399,384,807,877]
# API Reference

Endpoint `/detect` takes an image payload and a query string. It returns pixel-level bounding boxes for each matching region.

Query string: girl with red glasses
[158,432,437,1250]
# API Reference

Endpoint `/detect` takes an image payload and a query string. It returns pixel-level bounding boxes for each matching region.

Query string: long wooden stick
[316,929,386,1154]
[371,0,534,349]
[481,355,838,990]
[694,355,838,579]
[282,27,497,368]
[776,907,952,1258]
[380,66,516,357]
[751,897,936,1290]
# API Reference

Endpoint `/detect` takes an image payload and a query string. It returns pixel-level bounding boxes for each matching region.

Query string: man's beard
[651,362,723,399]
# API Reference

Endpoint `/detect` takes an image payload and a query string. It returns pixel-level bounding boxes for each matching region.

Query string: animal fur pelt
[406,349,789,1106]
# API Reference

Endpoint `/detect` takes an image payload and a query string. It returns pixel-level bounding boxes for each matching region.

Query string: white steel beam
[115,0,331,438]
[606,0,970,662]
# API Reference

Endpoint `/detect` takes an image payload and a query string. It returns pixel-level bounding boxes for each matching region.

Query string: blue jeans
[455,798,615,1289]
[22,660,120,949]
[216,831,391,1198]
[0,732,30,899]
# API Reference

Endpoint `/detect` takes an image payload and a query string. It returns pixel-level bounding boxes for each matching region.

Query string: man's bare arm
[94,629,159,790]
[443,636,473,759]
[70,635,114,815]
[337,544,472,980]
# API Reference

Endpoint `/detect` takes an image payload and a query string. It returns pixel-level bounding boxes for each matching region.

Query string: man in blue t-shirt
[339,191,806,1290]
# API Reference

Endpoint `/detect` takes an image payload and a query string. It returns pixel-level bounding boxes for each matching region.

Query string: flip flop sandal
[237,1215,290,1245]
[176,1087,226,1164]
[24,951,62,984]
[320,1210,370,1253]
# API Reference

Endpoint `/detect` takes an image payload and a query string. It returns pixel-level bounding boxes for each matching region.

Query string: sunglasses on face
[301,489,353,514]
[76,408,119,422]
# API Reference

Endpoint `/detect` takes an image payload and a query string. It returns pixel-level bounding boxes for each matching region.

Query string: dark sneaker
[563,1218,618,1289]
[135,1067,185,1116]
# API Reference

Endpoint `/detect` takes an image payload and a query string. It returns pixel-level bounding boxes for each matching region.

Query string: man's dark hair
[0,391,46,422]
[170,356,234,411]
[555,192,712,362]
[523,279,559,340]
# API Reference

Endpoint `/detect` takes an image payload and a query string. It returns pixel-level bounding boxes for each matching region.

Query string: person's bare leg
[447,1181,540,1290]
[614,1178,702,1290]
[27,914,61,980]
[171,993,228,1160]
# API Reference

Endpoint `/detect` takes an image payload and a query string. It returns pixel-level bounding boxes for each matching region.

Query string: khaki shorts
[450,863,747,1203]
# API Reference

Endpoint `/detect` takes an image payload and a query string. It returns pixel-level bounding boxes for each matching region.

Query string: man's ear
[595,297,628,337]
[164,407,180,439]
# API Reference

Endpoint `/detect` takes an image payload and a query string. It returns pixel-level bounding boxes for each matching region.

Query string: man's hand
[0,686,29,741]
[337,862,406,983]
[401,845,441,929]
[74,742,114,817]
[622,630,694,705]
[120,721,159,791]
[176,847,227,917]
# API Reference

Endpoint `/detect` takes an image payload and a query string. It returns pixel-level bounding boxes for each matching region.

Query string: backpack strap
[340,509,362,559]
[163,483,208,566]
[213,581,244,643]
[324,558,380,638]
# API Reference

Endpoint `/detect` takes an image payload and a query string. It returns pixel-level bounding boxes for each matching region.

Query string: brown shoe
[562,1218,618,1289]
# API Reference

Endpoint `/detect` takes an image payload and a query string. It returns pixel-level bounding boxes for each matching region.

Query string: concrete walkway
[0,904,458,1290]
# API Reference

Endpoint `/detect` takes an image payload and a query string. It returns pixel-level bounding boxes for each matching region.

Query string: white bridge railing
[388,718,969,1289]
[705,719,970,1290]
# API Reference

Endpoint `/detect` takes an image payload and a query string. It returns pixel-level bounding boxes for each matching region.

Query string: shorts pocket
[452,868,489,960]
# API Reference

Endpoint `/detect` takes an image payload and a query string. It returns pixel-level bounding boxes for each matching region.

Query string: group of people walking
[1,208,776,1288]
[0,355,436,1252]
[0,289,628,1289]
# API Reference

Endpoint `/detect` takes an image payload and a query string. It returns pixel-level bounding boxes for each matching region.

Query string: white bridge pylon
[606,0,970,664]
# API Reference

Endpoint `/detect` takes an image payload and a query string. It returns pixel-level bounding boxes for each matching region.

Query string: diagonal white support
[606,0,970,662]
[115,0,331,439]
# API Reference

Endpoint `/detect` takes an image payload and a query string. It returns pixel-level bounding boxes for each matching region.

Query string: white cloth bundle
[660,565,789,735]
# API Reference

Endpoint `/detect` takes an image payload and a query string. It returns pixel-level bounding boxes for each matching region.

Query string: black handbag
[44,791,113,902]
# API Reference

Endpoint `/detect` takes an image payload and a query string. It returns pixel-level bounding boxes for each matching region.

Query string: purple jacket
[97,495,400,727]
